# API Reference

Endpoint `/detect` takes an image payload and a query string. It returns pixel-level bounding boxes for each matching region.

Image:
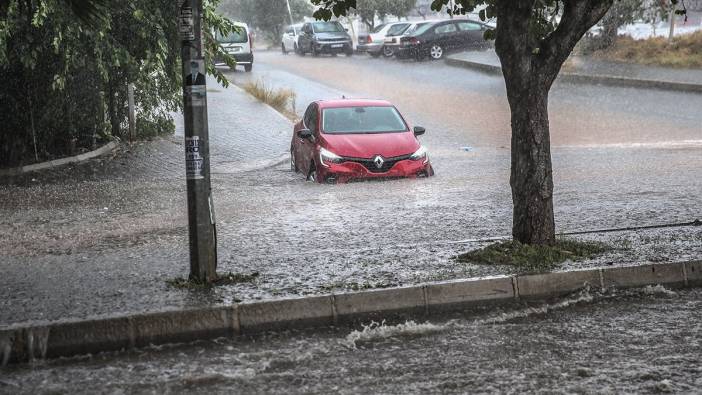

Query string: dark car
[297,21,353,57]
[395,19,490,60]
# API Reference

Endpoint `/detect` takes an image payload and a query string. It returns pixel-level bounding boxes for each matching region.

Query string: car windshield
[322,106,407,134]
[218,28,247,43]
[313,22,344,33]
[387,23,410,36]
[411,22,436,36]
[371,24,386,33]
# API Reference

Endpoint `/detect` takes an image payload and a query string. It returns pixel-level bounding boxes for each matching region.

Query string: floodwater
[0,50,701,325]
[2,287,700,394]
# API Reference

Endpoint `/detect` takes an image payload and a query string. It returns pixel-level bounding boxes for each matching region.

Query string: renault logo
[373,155,384,169]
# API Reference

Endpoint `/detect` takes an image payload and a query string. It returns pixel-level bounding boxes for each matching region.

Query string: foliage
[353,0,417,30]
[590,30,702,67]
[217,0,313,44]
[0,0,236,167]
[456,239,612,273]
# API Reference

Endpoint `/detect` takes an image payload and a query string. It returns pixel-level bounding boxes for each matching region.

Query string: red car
[290,99,434,183]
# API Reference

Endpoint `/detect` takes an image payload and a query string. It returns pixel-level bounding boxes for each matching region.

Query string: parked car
[281,23,303,54]
[297,21,353,56]
[357,22,411,57]
[396,19,490,60]
[216,22,253,71]
[291,99,434,183]
[383,21,435,56]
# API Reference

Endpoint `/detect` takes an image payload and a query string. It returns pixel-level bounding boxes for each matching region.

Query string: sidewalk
[446,50,702,92]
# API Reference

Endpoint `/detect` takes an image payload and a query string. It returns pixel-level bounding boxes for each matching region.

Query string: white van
[216,22,253,72]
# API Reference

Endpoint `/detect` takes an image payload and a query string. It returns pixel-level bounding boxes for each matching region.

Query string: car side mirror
[413,126,426,136]
[297,129,313,139]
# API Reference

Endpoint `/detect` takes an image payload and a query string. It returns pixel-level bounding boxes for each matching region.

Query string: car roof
[316,99,394,109]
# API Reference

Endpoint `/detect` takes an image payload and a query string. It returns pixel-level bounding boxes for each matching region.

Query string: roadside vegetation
[456,238,613,274]
[589,31,702,68]
[242,79,298,120]
[167,272,260,289]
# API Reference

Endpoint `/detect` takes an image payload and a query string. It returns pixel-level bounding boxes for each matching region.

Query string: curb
[0,141,119,177]
[444,57,702,94]
[1,260,699,365]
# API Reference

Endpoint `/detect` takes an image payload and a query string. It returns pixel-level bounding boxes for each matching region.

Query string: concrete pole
[178,0,218,283]
[127,83,135,143]
[285,0,295,25]
[668,3,675,40]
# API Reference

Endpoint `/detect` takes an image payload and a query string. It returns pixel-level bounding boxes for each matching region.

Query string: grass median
[456,238,613,274]
[590,31,702,68]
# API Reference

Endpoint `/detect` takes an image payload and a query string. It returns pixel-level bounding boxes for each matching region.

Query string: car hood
[321,132,419,159]
[315,32,349,40]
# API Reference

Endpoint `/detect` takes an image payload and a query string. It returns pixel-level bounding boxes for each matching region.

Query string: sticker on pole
[179,5,195,41]
[184,59,206,106]
[185,136,204,180]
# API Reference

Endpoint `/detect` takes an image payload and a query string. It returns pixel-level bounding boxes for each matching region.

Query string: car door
[299,23,312,52]
[432,22,458,51]
[456,21,485,49]
[297,103,318,175]
[283,26,293,51]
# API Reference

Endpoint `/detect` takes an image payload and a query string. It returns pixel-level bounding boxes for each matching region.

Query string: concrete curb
[444,57,702,94]
[1,260,699,365]
[0,141,119,177]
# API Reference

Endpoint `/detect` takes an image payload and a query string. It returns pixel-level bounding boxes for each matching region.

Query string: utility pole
[285,0,295,26]
[178,0,218,283]
[667,2,676,41]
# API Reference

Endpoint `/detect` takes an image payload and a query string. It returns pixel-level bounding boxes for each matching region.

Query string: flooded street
[2,287,700,394]
[1,50,701,325]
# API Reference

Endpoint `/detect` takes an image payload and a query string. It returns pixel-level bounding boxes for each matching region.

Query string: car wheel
[382,46,394,57]
[307,162,318,182]
[290,148,298,173]
[346,48,353,56]
[429,44,443,60]
[311,45,319,57]
[244,64,252,72]
[281,43,287,54]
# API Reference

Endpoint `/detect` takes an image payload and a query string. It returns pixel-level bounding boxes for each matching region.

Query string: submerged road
[3,287,701,393]
[0,49,700,325]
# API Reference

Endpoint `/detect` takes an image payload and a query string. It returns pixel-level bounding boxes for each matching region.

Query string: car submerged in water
[290,99,434,184]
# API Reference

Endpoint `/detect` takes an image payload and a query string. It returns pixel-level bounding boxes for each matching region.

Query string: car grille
[342,154,412,173]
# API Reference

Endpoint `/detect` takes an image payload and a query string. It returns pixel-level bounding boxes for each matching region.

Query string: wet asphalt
[0,50,701,326]
[2,286,700,394]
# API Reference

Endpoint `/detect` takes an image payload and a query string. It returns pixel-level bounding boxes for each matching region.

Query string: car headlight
[410,145,429,163]
[320,147,343,167]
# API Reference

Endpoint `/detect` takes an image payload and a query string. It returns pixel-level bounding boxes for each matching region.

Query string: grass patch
[167,271,259,289]
[590,31,702,68]
[242,79,297,120]
[455,238,612,274]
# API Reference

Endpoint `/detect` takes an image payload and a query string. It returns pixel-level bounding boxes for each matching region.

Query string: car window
[322,106,407,134]
[217,27,248,43]
[285,27,293,35]
[434,24,457,34]
[412,22,436,36]
[308,106,319,133]
[303,104,314,129]
[312,22,344,33]
[371,24,386,34]
[457,22,482,31]
[387,23,410,36]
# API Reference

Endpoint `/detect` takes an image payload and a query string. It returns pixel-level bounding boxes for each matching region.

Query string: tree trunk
[494,0,612,245]
[507,80,556,245]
